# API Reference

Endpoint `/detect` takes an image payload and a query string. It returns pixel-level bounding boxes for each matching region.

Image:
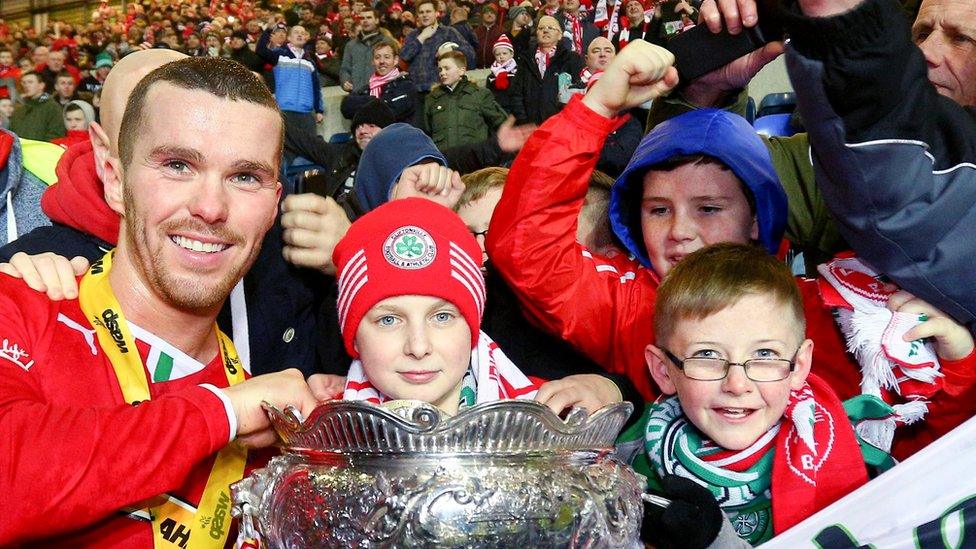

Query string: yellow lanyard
[79,251,247,549]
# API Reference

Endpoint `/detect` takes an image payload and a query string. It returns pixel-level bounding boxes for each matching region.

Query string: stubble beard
[122,186,261,312]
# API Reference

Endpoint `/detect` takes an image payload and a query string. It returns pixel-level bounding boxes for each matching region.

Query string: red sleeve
[486,96,654,383]
[891,350,976,460]
[0,282,232,544]
[939,348,976,397]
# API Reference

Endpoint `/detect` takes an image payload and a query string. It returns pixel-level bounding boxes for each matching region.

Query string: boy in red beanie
[333,197,623,415]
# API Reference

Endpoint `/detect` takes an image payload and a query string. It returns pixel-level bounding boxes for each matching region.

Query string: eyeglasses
[662,348,798,382]
[537,26,561,31]
[470,228,489,240]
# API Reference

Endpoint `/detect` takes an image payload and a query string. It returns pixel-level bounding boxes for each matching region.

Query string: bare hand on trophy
[222,368,319,448]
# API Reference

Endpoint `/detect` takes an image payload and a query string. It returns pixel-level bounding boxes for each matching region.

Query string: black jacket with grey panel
[783,0,976,331]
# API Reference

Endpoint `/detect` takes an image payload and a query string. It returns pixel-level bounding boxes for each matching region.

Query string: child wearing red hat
[486,35,517,114]
[334,198,623,415]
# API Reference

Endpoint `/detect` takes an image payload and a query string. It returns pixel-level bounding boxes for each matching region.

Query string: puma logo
[58,314,98,355]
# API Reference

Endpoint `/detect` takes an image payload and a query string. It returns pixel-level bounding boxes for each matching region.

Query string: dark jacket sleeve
[441,134,508,174]
[385,78,419,123]
[784,0,976,329]
[255,28,280,64]
[283,121,339,170]
[507,63,529,122]
[0,224,109,262]
[340,91,370,120]
[447,26,477,69]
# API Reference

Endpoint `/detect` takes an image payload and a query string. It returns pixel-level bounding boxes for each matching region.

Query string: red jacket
[0,275,262,546]
[487,98,659,399]
[487,97,976,460]
[51,129,91,149]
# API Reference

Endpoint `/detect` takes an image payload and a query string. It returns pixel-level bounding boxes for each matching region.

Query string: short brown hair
[456,167,508,211]
[372,38,400,56]
[437,49,467,68]
[118,57,282,169]
[647,154,756,214]
[654,243,804,345]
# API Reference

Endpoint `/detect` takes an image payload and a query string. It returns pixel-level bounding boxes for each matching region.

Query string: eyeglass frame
[661,348,799,382]
[470,228,489,240]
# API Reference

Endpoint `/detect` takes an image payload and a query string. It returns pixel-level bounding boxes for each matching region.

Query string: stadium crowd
[0,0,975,544]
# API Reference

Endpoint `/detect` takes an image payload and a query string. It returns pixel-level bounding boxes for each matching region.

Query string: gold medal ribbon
[79,251,247,549]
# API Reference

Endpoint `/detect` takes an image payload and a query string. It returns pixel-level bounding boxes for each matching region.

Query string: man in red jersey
[0,56,318,547]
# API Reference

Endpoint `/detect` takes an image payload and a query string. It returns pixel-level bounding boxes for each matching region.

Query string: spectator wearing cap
[384,3,408,40]
[341,40,419,125]
[339,8,388,92]
[505,5,535,56]
[486,34,518,114]
[228,29,265,73]
[400,0,475,93]
[313,34,341,87]
[289,97,398,205]
[474,4,506,68]
[79,54,112,95]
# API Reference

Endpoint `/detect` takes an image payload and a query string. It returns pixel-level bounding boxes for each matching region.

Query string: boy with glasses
[620,243,870,546]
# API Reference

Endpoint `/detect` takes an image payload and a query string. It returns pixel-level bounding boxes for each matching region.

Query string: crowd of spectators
[0,0,699,169]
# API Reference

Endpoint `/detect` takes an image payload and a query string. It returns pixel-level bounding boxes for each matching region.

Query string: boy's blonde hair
[437,50,468,69]
[654,243,804,345]
[456,166,508,210]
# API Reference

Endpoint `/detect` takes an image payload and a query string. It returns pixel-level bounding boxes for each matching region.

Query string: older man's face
[913,0,976,106]
[585,38,615,71]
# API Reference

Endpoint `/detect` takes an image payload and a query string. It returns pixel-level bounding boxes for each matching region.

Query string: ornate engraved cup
[232,399,643,548]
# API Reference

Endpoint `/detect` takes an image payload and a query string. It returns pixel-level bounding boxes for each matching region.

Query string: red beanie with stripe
[333,198,486,358]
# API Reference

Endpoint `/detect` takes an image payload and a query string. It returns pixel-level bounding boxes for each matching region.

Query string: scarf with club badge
[642,374,867,544]
[817,254,943,454]
[343,330,539,411]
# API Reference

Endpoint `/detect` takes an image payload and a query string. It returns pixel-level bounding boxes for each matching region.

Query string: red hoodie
[40,140,120,245]
[51,129,91,150]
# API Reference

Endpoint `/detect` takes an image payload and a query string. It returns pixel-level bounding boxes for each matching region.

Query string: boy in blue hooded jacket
[487,41,790,402]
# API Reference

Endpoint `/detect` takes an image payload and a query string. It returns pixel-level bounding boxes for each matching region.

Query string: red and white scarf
[368,67,401,98]
[563,12,584,52]
[490,57,518,77]
[343,331,539,408]
[616,15,649,49]
[818,254,942,452]
[535,47,554,77]
[580,67,604,89]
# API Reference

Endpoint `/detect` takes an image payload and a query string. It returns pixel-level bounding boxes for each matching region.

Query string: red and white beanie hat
[493,34,515,54]
[333,198,486,358]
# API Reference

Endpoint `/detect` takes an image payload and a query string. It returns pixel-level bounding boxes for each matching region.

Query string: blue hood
[608,109,787,271]
[354,123,448,213]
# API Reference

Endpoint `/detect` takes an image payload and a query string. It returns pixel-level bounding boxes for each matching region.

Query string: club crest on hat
[383,226,437,269]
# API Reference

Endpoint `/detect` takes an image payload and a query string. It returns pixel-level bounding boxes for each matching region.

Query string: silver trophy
[231,399,645,548]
